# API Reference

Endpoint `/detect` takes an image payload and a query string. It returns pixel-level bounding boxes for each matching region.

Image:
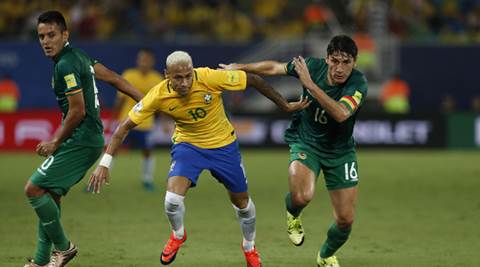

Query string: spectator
[441,94,456,113]
[471,95,480,112]
[378,73,410,114]
[0,73,20,112]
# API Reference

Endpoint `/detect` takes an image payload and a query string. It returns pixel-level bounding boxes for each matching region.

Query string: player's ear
[164,69,169,79]
[62,30,69,42]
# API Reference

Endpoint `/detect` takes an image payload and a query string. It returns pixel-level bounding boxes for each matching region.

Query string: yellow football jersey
[128,67,247,148]
[118,68,163,131]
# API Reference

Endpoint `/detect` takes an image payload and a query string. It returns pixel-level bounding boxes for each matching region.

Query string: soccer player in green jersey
[23,11,143,267]
[220,35,368,267]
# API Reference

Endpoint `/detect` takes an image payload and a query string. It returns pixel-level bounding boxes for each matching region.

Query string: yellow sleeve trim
[65,88,83,96]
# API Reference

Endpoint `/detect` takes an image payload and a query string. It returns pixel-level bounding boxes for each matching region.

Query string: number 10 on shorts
[344,162,358,181]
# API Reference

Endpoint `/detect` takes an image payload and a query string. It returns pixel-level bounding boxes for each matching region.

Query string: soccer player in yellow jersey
[111,48,163,191]
[88,51,310,267]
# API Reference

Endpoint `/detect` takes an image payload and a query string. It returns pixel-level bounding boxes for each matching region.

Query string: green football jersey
[284,57,368,159]
[52,43,103,147]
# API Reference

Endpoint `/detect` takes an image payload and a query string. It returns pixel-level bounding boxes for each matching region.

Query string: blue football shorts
[168,140,248,193]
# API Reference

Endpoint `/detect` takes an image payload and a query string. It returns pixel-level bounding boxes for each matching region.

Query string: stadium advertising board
[353,115,445,147]
[0,111,448,150]
[0,111,111,150]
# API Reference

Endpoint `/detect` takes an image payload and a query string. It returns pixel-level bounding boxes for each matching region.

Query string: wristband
[99,153,113,169]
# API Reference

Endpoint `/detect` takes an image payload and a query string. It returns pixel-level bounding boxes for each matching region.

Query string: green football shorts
[289,142,359,190]
[30,143,103,196]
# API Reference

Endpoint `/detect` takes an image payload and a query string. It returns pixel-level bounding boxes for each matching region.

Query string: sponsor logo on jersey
[64,74,77,89]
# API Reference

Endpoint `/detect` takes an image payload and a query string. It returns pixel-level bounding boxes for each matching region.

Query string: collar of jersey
[54,42,71,63]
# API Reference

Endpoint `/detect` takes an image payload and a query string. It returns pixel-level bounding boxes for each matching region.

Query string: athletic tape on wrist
[99,153,113,169]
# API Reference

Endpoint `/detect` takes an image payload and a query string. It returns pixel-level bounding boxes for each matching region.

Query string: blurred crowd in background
[1,0,480,114]
[1,0,480,43]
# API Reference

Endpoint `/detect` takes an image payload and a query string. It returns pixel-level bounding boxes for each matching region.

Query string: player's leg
[25,144,101,266]
[160,176,191,265]
[317,187,357,267]
[209,140,261,266]
[127,130,156,191]
[229,191,262,267]
[165,176,191,239]
[317,158,359,267]
[141,147,155,191]
[161,142,204,265]
[287,160,317,216]
[285,143,321,246]
[139,130,155,191]
[285,160,316,246]
[24,182,69,264]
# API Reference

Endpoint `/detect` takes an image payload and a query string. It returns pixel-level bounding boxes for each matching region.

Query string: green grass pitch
[1,149,479,267]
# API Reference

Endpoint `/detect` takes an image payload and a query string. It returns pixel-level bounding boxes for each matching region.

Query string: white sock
[164,191,185,239]
[142,156,155,182]
[233,198,256,251]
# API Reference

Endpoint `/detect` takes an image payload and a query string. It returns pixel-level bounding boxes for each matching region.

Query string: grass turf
[1,149,479,266]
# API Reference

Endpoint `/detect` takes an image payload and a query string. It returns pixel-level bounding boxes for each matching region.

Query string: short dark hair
[327,35,358,59]
[37,10,67,32]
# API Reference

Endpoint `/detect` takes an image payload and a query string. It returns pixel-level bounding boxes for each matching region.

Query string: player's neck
[138,68,150,76]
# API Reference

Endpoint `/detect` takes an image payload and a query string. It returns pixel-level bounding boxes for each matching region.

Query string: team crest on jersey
[297,152,307,160]
[204,93,212,104]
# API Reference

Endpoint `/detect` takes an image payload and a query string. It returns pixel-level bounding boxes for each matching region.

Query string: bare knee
[335,215,354,229]
[24,181,46,198]
[291,191,314,208]
[229,191,250,209]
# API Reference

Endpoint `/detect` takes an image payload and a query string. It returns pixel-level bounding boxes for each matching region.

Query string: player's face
[137,51,155,72]
[37,23,68,58]
[166,63,194,96]
[325,52,355,85]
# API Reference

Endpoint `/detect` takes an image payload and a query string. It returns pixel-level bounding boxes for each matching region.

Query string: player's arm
[36,92,85,156]
[246,73,310,112]
[93,63,144,102]
[219,61,287,76]
[293,56,351,122]
[88,118,137,194]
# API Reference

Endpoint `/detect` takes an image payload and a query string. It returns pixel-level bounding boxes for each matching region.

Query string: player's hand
[293,56,316,90]
[218,63,240,70]
[88,166,110,194]
[283,95,311,112]
[35,140,59,157]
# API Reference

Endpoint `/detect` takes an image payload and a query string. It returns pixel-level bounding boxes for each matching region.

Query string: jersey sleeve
[201,68,247,92]
[339,73,368,114]
[128,86,159,125]
[285,57,315,78]
[57,60,83,96]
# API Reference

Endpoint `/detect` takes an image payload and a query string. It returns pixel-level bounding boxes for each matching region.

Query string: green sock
[33,202,61,265]
[33,221,52,265]
[320,223,352,258]
[285,192,303,217]
[29,195,69,251]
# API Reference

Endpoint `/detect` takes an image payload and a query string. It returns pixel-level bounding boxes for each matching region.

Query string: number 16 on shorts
[344,162,358,181]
